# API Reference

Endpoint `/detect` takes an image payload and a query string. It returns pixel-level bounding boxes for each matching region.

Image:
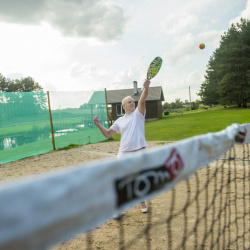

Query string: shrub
[164,111,169,115]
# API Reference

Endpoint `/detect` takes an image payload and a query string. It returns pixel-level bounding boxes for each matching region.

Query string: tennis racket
[141,56,163,92]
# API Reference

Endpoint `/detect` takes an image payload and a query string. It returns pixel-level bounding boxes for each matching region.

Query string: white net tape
[0,123,249,250]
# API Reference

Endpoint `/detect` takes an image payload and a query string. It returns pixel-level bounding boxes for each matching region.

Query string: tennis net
[0,123,249,250]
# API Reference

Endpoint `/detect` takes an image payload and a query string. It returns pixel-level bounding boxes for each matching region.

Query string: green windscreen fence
[0,90,108,164]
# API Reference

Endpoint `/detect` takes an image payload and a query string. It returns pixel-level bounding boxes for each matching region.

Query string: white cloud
[161,12,199,35]
[0,0,127,41]
[186,71,205,90]
[109,56,147,89]
[112,66,143,89]
[164,33,197,67]
[230,0,250,25]
[197,30,223,44]
[70,63,108,78]
[0,0,248,104]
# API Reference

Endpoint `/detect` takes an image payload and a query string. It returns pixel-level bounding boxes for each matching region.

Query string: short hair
[122,96,134,106]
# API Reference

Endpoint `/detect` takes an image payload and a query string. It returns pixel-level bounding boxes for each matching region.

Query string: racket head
[147,57,162,80]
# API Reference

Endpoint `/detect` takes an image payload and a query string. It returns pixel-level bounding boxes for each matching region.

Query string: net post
[47,91,56,151]
[104,88,110,128]
[189,86,191,111]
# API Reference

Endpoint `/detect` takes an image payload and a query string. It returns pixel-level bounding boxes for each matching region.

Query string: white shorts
[117,148,147,203]
[117,148,146,159]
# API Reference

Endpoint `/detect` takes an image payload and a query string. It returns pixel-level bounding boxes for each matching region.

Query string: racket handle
[141,77,150,92]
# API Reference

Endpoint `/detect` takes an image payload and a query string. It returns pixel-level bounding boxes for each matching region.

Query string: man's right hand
[93,115,116,138]
[93,115,100,126]
[143,79,150,89]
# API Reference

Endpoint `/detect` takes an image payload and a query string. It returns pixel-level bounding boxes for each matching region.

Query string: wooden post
[47,91,56,151]
[189,86,191,111]
[105,88,110,128]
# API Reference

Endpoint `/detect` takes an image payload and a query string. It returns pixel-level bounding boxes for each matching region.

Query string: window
[116,104,125,116]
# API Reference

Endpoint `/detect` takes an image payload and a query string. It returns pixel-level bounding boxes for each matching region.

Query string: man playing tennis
[93,78,151,213]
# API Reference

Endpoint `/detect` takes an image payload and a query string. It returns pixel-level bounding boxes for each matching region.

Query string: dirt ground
[0,142,249,250]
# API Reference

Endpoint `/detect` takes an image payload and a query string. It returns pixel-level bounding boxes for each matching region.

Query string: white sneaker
[113,214,122,220]
[139,202,147,213]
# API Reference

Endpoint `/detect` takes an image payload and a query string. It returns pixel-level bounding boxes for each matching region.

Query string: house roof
[88,90,106,105]
[107,86,164,104]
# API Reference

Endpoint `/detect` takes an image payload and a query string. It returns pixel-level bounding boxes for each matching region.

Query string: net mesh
[0,90,108,164]
[0,124,249,250]
[75,144,250,250]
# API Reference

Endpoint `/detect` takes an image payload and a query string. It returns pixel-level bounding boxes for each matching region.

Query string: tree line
[0,73,43,92]
[0,74,47,126]
[162,98,200,112]
[198,18,250,108]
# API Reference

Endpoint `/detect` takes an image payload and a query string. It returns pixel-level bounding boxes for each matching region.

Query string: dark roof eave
[107,86,164,103]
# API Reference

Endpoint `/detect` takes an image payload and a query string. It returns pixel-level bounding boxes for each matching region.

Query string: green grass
[0,128,107,164]
[112,106,250,142]
[1,106,249,163]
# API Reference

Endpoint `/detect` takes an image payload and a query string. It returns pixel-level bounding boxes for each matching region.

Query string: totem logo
[115,148,184,207]
[235,128,247,143]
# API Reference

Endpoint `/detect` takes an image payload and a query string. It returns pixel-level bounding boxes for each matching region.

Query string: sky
[0,0,250,103]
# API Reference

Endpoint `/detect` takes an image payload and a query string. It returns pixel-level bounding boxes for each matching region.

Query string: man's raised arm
[138,79,150,115]
[93,115,116,138]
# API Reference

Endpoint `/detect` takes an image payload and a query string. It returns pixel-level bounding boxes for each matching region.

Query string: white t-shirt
[110,107,148,152]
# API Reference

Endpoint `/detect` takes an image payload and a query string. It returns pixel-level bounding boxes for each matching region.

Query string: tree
[0,74,43,92]
[174,98,183,108]
[191,100,199,110]
[163,99,184,110]
[17,77,44,92]
[198,18,250,107]
[0,73,12,92]
[0,74,46,125]
[198,56,220,105]
[162,102,171,110]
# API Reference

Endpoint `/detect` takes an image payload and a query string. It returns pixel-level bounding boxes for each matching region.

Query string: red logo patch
[164,148,184,180]
[235,128,247,143]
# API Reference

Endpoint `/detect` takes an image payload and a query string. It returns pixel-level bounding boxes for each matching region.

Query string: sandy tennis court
[0,141,249,249]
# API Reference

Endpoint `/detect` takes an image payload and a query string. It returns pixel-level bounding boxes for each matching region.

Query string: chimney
[133,81,138,95]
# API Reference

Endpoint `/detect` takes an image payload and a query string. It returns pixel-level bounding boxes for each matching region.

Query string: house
[85,90,107,127]
[107,81,165,122]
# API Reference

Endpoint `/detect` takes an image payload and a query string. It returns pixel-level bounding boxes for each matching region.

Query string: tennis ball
[199,43,205,49]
